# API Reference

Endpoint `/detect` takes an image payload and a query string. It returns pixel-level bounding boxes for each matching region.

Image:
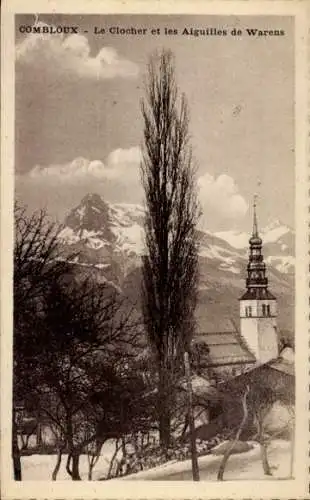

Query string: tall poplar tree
[141,50,200,449]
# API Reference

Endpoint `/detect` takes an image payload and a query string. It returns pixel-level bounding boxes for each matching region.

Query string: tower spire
[241,193,276,300]
[252,194,258,237]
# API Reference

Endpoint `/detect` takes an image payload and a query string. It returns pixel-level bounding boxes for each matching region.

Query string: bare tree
[14,203,156,481]
[250,386,277,476]
[13,203,68,480]
[34,278,144,480]
[219,365,294,480]
[14,203,68,317]
[217,385,249,481]
[86,436,105,481]
[49,424,65,481]
[141,49,200,450]
[245,371,294,477]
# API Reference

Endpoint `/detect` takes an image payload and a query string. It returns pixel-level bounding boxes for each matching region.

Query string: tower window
[267,304,271,316]
[248,306,252,317]
[262,304,266,316]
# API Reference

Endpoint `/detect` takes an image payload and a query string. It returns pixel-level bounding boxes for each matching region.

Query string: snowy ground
[21,440,118,481]
[21,440,292,481]
[120,440,292,481]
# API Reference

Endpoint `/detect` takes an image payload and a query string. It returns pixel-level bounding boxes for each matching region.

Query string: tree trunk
[255,410,272,476]
[108,438,121,479]
[65,414,81,480]
[36,421,42,447]
[71,453,81,480]
[66,451,81,480]
[158,370,171,451]
[180,414,189,441]
[88,463,94,481]
[66,453,72,477]
[159,410,171,451]
[87,440,104,481]
[12,411,22,480]
[260,442,272,476]
[52,447,63,480]
[217,385,249,481]
[184,351,200,481]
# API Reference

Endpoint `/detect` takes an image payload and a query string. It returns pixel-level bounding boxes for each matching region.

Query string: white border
[1,1,309,498]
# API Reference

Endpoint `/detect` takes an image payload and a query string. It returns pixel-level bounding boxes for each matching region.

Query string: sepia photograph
[1,2,309,498]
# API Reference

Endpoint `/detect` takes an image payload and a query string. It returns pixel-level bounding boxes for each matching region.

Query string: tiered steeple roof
[240,196,276,301]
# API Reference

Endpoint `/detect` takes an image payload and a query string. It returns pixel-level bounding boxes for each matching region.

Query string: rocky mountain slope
[58,193,295,337]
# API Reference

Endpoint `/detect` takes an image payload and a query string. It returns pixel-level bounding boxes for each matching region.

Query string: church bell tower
[239,197,279,363]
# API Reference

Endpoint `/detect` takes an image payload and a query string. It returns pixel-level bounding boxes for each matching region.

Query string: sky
[15,14,294,232]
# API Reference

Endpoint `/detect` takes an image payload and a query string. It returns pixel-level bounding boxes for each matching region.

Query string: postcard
[1,0,309,498]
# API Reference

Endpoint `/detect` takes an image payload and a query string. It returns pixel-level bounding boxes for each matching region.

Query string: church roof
[266,354,294,377]
[219,348,295,382]
[218,356,295,406]
[193,331,256,367]
[239,288,276,300]
[194,315,239,334]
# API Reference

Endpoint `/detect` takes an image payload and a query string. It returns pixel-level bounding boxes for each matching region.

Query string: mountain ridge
[58,193,294,337]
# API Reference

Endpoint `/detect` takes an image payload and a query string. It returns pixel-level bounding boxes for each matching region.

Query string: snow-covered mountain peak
[64,193,110,233]
[213,230,249,249]
[80,192,107,208]
[215,219,293,250]
[261,219,293,244]
[261,218,283,233]
[58,194,294,277]
[59,195,145,266]
[110,203,145,227]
